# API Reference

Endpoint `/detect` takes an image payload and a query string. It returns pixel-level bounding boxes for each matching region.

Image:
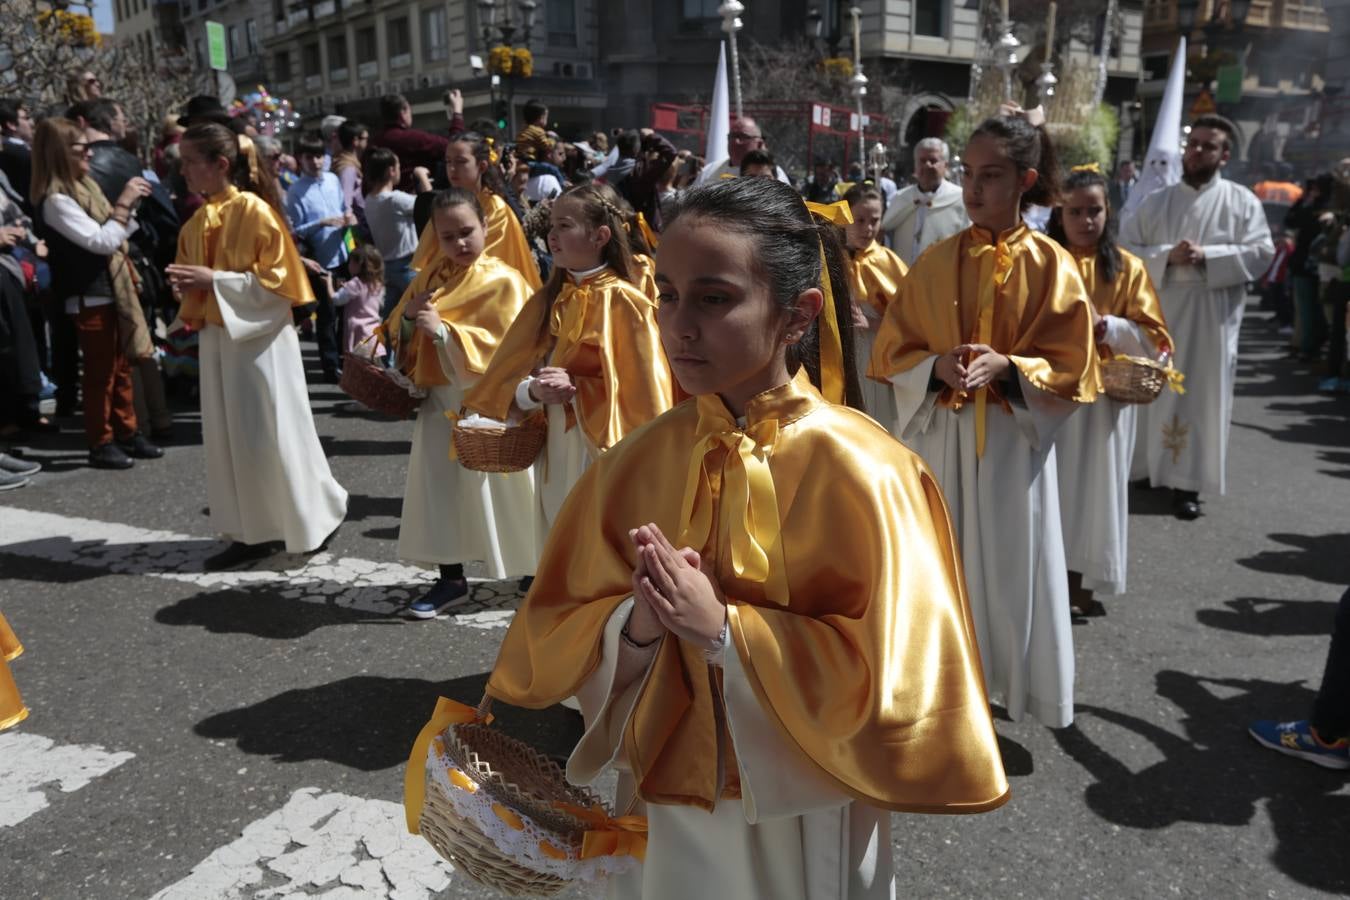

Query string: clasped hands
[401,290,440,338]
[1167,240,1205,267]
[527,367,576,405]
[934,343,1012,393]
[625,523,727,651]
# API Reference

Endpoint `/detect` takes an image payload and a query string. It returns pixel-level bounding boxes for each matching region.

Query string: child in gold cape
[384,188,540,618]
[479,178,1008,898]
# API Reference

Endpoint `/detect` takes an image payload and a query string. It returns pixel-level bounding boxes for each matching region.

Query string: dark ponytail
[1046,167,1122,283]
[970,115,1061,210]
[663,178,864,412]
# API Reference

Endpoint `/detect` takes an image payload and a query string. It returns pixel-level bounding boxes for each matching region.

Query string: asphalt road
[1,305,1347,899]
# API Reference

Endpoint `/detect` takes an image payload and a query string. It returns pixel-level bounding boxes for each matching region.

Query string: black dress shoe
[518,575,534,594]
[89,442,134,470]
[117,432,164,459]
[1129,478,1153,491]
[1172,490,1202,520]
[203,541,280,571]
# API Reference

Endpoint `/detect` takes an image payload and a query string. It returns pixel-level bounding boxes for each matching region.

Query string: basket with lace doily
[407,696,645,897]
[1100,355,1185,404]
[452,412,547,473]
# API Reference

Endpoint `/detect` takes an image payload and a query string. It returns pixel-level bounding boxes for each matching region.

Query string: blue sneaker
[1317,376,1342,394]
[1248,720,1350,770]
[407,576,469,620]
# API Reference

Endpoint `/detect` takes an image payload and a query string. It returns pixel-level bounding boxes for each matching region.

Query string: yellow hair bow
[801,200,853,404]
[1071,162,1102,174]
[635,211,659,249]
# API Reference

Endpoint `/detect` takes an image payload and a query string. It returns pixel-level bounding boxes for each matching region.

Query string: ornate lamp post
[478,0,537,134]
[1037,1,1057,104]
[719,0,746,120]
[993,0,1022,102]
[849,6,867,172]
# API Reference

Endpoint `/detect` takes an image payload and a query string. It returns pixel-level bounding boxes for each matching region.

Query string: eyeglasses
[730,132,761,141]
[69,142,91,155]
[85,76,101,86]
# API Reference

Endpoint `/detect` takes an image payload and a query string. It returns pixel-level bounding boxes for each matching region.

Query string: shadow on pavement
[345,493,403,522]
[995,733,1034,777]
[1317,450,1350,480]
[1055,670,1350,894]
[1126,483,1178,518]
[155,588,403,639]
[323,437,413,457]
[1196,597,1340,637]
[1236,533,1350,585]
[194,672,584,771]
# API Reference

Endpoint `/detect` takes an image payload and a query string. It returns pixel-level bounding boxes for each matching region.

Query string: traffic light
[493,99,509,131]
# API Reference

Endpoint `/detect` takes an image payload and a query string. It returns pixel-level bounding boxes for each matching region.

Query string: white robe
[513,381,594,568]
[199,273,348,553]
[568,601,896,900]
[879,181,969,267]
[889,361,1078,728]
[397,325,538,576]
[1119,174,1273,496]
[1056,318,1157,596]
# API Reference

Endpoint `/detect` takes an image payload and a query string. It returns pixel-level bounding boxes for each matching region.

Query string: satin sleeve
[580,288,674,451]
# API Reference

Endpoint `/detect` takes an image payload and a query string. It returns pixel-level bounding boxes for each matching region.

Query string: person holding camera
[370,90,466,194]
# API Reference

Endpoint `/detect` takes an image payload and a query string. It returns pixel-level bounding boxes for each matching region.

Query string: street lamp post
[849,5,866,172]
[478,0,537,135]
[719,1,745,120]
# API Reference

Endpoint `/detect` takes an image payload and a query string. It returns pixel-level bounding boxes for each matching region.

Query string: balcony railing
[329,66,348,81]
[389,51,411,69]
[357,60,378,79]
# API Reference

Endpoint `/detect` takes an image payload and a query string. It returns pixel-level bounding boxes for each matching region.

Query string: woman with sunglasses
[31,117,162,469]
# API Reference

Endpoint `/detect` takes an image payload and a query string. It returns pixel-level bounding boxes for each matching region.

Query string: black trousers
[305,268,343,375]
[0,268,42,426]
[1311,586,1350,742]
[1324,281,1348,377]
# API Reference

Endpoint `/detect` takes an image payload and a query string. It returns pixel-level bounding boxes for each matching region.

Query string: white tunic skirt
[198,283,348,553]
[854,327,899,437]
[397,382,539,577]
[533,402,593,550]
[890,363,1078,728]
[1056,396,1136,596]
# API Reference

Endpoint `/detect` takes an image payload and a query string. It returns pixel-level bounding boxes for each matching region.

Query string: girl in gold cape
[384,189,539,617]
[1047,166,1173,613]
[481,178,1007,898]
[463,183,677,561]
[167,124,348,570]
[409,132,542,290]
[1,611,28,731]
[868,115,1100,729]
[842,183,908,435]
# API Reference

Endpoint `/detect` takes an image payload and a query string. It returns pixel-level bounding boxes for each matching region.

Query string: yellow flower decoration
[488,45,513,75]
[512,47,534,78]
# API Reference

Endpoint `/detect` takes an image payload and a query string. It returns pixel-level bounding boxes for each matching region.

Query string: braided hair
[533,182,639,339]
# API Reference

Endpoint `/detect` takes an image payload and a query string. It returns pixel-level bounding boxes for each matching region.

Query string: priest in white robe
[879,138,969,266]
[1119,116,1273,520]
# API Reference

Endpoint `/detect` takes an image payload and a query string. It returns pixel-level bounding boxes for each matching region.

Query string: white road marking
[0,507,516,626]
[0,732,135,827]
[148,787,453,900]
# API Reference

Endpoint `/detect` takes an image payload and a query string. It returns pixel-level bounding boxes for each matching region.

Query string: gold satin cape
[383,253,535,388]
[411,189,542,290]
[0,611,28,731]
[463,268,677,452]
[847,240,908,317]
[1070,246,1173,361]
[174,185,315,328]
[867,224,1100,435]
[486,372,1009,814]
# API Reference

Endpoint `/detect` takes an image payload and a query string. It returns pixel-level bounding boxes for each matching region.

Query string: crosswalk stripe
[147,787,454,900]
[0,507,516,628]
[0,731,135,828]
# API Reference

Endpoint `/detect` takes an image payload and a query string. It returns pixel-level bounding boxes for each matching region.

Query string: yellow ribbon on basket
[553,802,649,862]
[443,410,461,461]
[803,199,853,405]
[404,697,492,834]
[964,239,1016,458]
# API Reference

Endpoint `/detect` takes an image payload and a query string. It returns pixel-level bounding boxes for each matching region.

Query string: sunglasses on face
[69,142,91,155]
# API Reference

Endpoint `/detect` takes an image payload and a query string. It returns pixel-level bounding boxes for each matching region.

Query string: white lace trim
[426,736,641,884]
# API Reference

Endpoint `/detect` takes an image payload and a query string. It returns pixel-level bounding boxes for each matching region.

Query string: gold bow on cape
[803,199,851,404]
[554,803,649,862]
[551,280,594,351]
[677,393,789,608]
[963,238,1017,457]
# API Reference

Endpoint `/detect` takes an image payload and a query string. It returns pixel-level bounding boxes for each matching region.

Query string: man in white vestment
[1119,116,1273,520]
[879,137,969,266]
[696,117,791,185]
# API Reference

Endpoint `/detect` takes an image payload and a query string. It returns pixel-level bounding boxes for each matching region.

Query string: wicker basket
[453,414,547,473]
[340,337,424,419]
[1101,355,1170,404]
[419,702,618,897]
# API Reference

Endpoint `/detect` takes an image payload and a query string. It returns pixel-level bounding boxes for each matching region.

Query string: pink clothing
[335,277,385,355]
